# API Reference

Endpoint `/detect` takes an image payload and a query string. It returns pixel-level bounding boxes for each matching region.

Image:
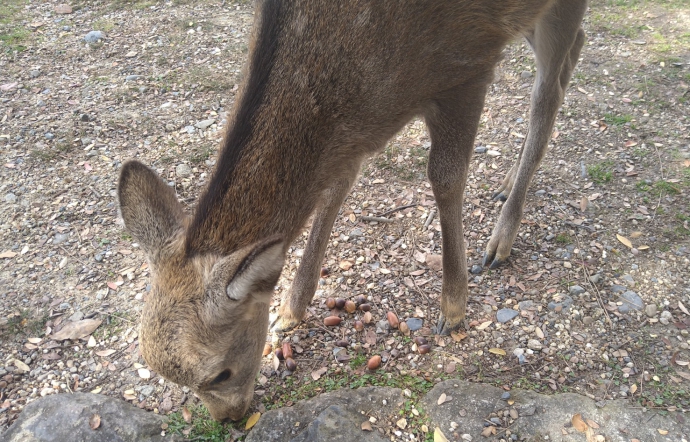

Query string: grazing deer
[118,0,587,421]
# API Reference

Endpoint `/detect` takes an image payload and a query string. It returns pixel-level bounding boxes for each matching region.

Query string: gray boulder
[2,393,181,442]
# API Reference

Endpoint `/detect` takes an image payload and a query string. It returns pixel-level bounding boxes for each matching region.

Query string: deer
[118,0,588,422]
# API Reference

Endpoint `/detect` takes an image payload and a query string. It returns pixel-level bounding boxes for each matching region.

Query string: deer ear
[118,160,185,256]
[225,237,285,304]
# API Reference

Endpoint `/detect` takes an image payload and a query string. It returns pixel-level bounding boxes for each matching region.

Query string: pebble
[617,291,643,313]
[645,304,657,318]
[589,274,602,284]
[45,133,55,140]
[470,265,482,274]
[30,70,40,78]
[5,193,17,203]
[474,146,487,154]
[610,284,627,294]
[69,311,84,322]
[569,285,585,296]
[84,30,105,43]
[486,150,501,157]
[94,253,104,262]
[405,318,423,332]
[176,164,192,178]
[53,233,69,245]
[518,300,534,310]
[375,319,389,334]
[501,392,510,400]
[621,274,635,286]
[125,75,142,82]
[659,311,672,325]
[534,190,546,197]
[547,295,573,312]
[195,119,215,130]
[496,309,518,323]
[527,339,543,350]
[520,70,533,79]
[140,385,155,397]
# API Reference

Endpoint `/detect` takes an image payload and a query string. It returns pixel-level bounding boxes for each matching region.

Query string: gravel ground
[1,0,689,440]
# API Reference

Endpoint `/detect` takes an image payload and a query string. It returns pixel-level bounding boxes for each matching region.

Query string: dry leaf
[87,335,97,347]
[361,421,373,431]
[586,419,600,429]
[12,359,30,372]
[338,260,353,271]
[51,319,102,341]
[437,393,447,405]
[616,234,632,249]
[678,301,689,316]
[444,362,456,374]
[580,196,588,212]
[434,427,449,442]
[572,413,588,433]
[89,414,101,430]
[311,367,328,381]
[27,337,42,344]
[637,245,649,250]
[245,412,260,430]
[657,429,668,435]
[535,327,544,339]
[90,386,102,394]
[630,384,637,394]
[630,231,643,238]
[0,251,17,259]
[182,406,192,423]
[96,349,117,357]
[481,426,496,437]
[476,320,492,330]
[488,348,506,356]
[396,418,407,429]
[450,331,467,342]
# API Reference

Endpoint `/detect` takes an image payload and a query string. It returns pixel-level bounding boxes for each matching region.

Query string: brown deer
[118,0,587,421]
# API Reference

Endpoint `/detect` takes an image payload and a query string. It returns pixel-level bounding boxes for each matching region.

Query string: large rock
[245,387,403,442]
[2,393,181,442]
[422,380,689,441]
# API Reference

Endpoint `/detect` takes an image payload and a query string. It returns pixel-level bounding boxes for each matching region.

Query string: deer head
[118,160,284,421]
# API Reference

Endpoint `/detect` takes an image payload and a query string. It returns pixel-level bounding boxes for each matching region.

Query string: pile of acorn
[263,291,433,373]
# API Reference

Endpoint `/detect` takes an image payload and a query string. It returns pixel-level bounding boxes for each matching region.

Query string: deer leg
[271,173,357,332]
[426,82,490,335]
[483,0,587,269]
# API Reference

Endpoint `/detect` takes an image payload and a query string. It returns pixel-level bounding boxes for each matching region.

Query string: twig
[423,209,436,230]
[379,204,416,217]
[361,216,395,223]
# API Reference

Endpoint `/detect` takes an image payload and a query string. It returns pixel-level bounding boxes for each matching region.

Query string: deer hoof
[270,315,300,333]
[491,191,508,202]
[434,314,466,335]
[482,251,507,269]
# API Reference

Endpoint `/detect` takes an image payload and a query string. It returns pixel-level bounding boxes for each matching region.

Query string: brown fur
[118,0,588,421]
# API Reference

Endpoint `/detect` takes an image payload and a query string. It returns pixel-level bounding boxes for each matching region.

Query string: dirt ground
[1,0,689,440]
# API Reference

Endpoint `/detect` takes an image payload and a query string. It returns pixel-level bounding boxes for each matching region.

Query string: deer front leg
[483,2,586,269]
[271,175,356,333]
[426,82,489,335]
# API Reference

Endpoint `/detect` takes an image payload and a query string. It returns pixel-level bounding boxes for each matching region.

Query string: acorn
[367,355,382,370]
[262,343,272,357]
[362,311,373,324]
[285,357,297,371]
[418,344,431,355]
[282,342,293,359]
[354,320,364,332]
[320,267,330,278]
[324,316,342,326]
[275,347,284,360]
[414,336,428,346]
[344,300,357,314]
[354,295,367,305]
[387,312,399,329]
[335,298,346,309]
[398,321,410,334]
[335,339,349,348]
[359,303,371,312]
[326,297,336,309]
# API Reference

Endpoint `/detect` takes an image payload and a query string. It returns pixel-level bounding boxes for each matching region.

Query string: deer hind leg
[426,81,490,335]
[483,0,587,269]
[271,170,359,332]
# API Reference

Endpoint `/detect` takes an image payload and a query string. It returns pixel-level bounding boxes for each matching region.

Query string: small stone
[30,70,41,78]
[68,311,84,322]
[621,274,635,286]
[589,274,602,284]
[44,133,54,140]
[527,339,542,350]
[470,265,482,274]
[501,392,510,400]
[547,295,573,312]
[94,253,104,262]
[569,285,585,296]
[496,309,518,323]
[140,385,155,397]
[405,318,423,332]
[610,284,627,294]
[195,119,215,130]
[645,304,657,318]
[535,190,546,197]
[518,300,534,310]
[563,261,572,269]
[125,75,142,82]
[618,291,643,313]
[486,150,501,157]
[5,193,17,203]
[659,311,672,325]
[176,164,192,178]
[520,70,533,79]
[474,146,487,154]
[84,31,105,43]
[53,233,69,245]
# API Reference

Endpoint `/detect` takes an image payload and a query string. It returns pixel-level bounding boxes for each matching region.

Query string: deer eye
[210,369,231,385]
